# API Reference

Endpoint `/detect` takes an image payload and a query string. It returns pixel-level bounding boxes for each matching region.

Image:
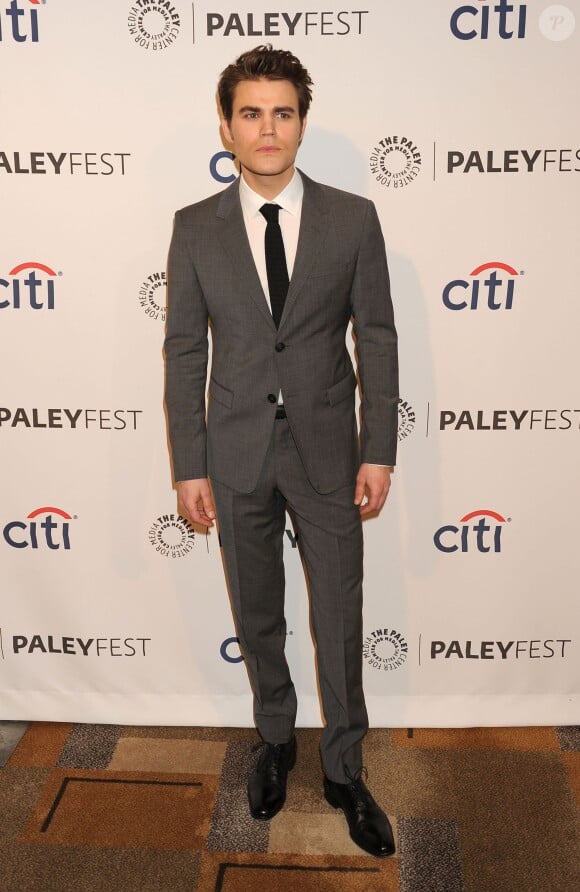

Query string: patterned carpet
[0,723,578,891]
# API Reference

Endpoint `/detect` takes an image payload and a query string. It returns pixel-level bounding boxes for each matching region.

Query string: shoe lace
[344,765,374,806]
[252,740,287,774]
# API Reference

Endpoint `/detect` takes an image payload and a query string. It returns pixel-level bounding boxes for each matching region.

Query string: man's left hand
[354,464,392,518]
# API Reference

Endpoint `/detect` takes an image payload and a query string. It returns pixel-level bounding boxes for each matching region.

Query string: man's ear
[298,115,308,145]
[221,116,233,144]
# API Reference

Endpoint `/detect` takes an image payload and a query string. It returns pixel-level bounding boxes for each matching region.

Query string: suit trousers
[211,415,368,784]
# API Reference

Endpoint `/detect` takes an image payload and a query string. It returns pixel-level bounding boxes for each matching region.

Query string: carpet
[0,723,578,891]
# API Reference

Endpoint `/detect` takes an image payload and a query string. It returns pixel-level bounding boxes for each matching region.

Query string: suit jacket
[164,170,399,494]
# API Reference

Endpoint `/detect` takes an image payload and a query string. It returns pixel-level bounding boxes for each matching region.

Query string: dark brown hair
[218,44,313,122]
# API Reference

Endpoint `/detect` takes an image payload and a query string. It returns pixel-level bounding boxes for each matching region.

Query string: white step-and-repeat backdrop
[1,0,578,727]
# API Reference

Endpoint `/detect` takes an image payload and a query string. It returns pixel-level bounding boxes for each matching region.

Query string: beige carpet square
[21,769,218,851]
[197,851,399,891]
[269,811,399,857]
[108,737,226,774]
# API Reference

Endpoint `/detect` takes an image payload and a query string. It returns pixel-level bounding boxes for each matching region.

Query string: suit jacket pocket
[209,377,234,410]
[326,369,357,407]
[309,260,354,280]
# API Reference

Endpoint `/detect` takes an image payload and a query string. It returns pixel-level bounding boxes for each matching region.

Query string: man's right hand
[177,478,216,528]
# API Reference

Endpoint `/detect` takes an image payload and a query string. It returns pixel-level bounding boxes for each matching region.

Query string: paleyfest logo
[0,629,151,659]
[370,136,421,189]
[128,0,180,50]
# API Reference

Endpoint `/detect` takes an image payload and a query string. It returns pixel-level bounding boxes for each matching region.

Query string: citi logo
[434,509,510,553]
[0,0,41,43]
[3,506,74,550]
[0,261,61,310]
[220,636,244,663]
[443,261,520,311]
[450,1,526,40]
[210,150,236,184]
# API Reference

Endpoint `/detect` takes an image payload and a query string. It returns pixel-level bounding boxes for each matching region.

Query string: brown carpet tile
[0,723,577,892]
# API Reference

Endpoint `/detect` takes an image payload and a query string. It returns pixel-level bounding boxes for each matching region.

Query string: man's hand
[177,478,216,528]
[354,464,392,518]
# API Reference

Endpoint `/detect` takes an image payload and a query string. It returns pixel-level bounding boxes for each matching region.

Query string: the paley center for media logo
[149,513,195,557]
[370,136,422,189]
[363,628,408,671]
[138,271,166,322]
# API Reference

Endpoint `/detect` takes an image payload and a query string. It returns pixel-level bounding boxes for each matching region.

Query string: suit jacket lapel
[279,171,330,329]
[215,172,330,332]
[216,179,276,331]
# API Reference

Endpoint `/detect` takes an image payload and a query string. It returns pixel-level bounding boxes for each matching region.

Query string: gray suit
[164,170,398,781]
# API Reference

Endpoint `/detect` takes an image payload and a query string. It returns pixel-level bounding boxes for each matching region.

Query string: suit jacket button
[275,342,286,352]
[267,393,277,403]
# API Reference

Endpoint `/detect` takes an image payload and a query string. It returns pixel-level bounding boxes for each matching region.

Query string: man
[164,45,398,858]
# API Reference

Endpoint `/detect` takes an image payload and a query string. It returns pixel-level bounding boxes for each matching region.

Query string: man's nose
[260,114,275,135]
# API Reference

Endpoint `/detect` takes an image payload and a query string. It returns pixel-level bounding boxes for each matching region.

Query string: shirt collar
[239,168,304,218]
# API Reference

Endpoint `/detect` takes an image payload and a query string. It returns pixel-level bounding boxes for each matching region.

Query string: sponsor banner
[0,0,577,728]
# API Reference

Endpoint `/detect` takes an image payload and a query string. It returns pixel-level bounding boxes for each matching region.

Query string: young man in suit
[164,45,398,857]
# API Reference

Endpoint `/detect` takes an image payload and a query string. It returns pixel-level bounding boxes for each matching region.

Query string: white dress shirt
[238,168,303,314]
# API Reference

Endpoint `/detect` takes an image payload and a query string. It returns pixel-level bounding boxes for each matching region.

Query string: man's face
[221,77,306,190]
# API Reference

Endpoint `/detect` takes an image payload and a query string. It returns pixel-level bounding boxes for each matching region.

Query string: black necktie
[260,203,289,328]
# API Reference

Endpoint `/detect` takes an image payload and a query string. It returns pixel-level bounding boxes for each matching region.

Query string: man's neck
[241,166,296,201]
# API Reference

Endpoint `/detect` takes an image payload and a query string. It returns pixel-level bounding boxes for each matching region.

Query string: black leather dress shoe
[248,736,297,821]
[324,769,395,857]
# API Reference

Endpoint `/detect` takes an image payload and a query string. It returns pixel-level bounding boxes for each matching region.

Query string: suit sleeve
[164,210,209,482]
[350,200,399,466]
